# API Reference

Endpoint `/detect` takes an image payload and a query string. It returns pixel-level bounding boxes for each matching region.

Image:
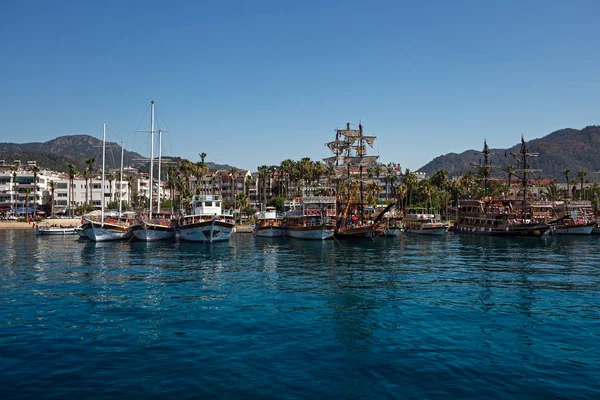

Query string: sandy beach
[0,218,82,230]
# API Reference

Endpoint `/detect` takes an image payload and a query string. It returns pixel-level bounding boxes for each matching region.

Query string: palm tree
[402,169,418,207]
[279,159,294,198]
[237,192,250,219]
[245,174,256,196]
[312,161,326,192]
[257,165,270,211]
[544,180,561,201]
[430,169,449,191]
[562,169,570,200]
[179,159,193,192]
[125,176,135,207]
[85,157,95,205]
[396,184,407,212]
[106,172,114,203]
[366,183,382,207]
[577,170,587,200]
[30,165,41,218]
[438,190,452,220]
[67,164,78,217]
[297,158,311,196]
[419,179,434,212]
[373,164,382,181]
[460,170,477,197]
[48,180,56,217]
[587,183,600,213]
[83,169,90,204]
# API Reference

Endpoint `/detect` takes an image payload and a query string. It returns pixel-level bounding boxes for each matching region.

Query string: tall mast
[359,122,364,207]
[101,123,106,224]
[157,130,162,213]
[148,100,155,219]
[509,136,539,217]
[483,140,490,197]
[119,140,124,217]
[346,122,351,202]
[471,139,495,198]
[521,137,529,216]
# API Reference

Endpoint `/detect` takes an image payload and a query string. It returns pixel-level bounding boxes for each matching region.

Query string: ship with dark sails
[324,122,394,239]
[454,136,550,237]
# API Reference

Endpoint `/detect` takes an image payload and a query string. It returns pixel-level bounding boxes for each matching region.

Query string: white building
[0,161,133,217]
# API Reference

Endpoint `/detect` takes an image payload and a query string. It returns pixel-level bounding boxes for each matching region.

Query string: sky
[1,0,599,172]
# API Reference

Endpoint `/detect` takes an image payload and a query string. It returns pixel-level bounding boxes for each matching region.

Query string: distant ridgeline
[2,126,599,179]
[417,125,600,181]
[0,135,233,173]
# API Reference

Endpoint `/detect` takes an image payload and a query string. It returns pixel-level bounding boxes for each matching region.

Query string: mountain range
[0,135,233,173]
[416,125,600,181]
[1,126,599,181]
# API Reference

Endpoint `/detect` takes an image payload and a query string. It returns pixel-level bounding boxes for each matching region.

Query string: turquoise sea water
[0,230,599,399]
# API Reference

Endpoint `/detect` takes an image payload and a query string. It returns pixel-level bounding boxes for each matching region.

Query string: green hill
[417,126,600,181]
[0,135,234,173]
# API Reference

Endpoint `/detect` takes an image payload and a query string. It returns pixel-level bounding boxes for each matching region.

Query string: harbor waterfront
[1,231,599,398]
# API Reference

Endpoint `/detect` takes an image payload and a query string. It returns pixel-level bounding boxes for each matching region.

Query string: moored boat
[550,200,595,236]
[82,123,132,242]
[380,212,403,237]
[324,122,389,239]
[130,100,176,242]
[179,194,235,243]
[455,199,548,237]
[454,137,549,238]
[35,224,81,236]
[551,218,595,235]
[283,196,336,240]
[131,212,177,241]
[83,218,132,242]
[404,209,447,236]
[253,207,284,238]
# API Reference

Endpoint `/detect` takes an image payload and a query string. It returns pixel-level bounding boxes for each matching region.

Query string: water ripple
[0,231,599,399]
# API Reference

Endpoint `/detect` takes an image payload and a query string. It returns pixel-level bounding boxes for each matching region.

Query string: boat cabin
[190,194,223,216]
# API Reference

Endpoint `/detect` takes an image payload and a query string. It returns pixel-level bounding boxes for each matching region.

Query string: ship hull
[552,223,595,235]
[405,226,447,236]
[83,221,132,242]
[455,223,549,237]
[254,226,285,238]
[132,222,176,241]
[380,228,402,237]
[285,225,334,240]
[179,220,234,243]
[334,225,379,239]
[35,227,80,236]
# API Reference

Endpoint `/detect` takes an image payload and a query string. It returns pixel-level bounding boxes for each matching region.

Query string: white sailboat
[82,123,132,242]
[131,101,177,241]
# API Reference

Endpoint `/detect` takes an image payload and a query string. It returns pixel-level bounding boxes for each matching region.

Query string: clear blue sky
[1,0,599,172]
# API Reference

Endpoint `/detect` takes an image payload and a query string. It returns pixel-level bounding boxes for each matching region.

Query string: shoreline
[0,219,255,233]
[0,218,82,230]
